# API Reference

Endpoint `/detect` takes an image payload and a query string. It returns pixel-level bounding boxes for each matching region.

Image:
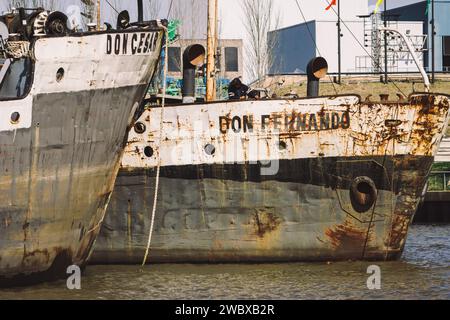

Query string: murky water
[0,225,448,300]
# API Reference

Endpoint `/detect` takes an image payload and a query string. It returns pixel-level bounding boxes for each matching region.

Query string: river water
[0,225,448,300]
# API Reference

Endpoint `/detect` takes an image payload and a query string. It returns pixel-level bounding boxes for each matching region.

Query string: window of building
[215,47,221,72]
[168,47,181,73]
[444,36,450,55]
[224,47,239,72]
[443,36,450,72]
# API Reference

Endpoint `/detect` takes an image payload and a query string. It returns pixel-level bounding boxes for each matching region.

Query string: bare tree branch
[145,0,162,20]
[168,0,206,72]
[169,0,206,40]
[241,0,280,82]
[9,0,59,11]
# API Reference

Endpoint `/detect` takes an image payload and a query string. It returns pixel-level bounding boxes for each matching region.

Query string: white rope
[141,26,169,267]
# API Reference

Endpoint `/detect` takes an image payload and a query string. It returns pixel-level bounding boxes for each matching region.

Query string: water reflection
[0,225,448,300]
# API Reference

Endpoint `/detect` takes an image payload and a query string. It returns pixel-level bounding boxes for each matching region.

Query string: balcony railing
[428,171,450,192]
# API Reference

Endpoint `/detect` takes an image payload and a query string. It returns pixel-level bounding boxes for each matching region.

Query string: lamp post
[384,0,388,84]
[337,0,342,84]
[431,0,435,83]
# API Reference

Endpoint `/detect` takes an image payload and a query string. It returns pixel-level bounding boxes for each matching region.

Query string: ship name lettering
[106,32,159,55]
[219,111,350,134]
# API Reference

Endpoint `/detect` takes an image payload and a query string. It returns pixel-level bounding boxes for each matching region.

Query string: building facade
[387,0,450,72]
[167,39,243,80]
[163,39,243,98]
[269,0,431,75]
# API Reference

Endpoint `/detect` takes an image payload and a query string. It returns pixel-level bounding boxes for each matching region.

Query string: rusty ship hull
[92,94,450,263]
[0,13,164,284]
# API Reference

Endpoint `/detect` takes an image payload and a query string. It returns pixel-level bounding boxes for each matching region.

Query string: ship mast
[97,0,101,30]
[206,0,218,102]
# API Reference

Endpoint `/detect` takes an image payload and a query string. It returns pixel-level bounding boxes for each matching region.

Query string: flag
[426,0,431,15]
[325,0,337,11]
[374,0,384,14]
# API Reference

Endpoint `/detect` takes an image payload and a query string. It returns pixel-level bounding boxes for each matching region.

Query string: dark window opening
[168,47,181,73]
[144,146,154,158]
[224,47,238,72]
[444,36,450,71]
[215,47,221,72]
[443,36,450,55]
[0,57,33,100]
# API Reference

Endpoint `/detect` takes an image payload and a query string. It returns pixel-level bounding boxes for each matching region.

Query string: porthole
[144,146,154,158]
[278,141,287,151]
[204,144,216,156]
[134,122,146,134]
[56,68,65,82]
[10,112,20,124]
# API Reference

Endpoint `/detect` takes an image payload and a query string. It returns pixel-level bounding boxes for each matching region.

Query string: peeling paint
[0,23,165,285]
[91,94,450,264]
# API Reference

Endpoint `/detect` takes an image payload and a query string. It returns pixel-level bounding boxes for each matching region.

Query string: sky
[369,0,422,7]
[0,0,426,80]
[0,1,424,24]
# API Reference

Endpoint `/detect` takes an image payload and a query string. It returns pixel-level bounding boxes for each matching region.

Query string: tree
[104,0,162,28]
[146,0,162,20]
[241,0,280,82]
[77,0,96,28]
[167,0,206,72]
[9,0,58,11]
[169,0,206,40]
[105,0,120,26]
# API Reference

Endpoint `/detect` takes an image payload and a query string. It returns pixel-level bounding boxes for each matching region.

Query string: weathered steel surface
[0,28,164,285]
[92,94,450,263]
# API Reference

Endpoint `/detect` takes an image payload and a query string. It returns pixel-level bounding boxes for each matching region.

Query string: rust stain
[253,209,281,238]
[212,239,224,250]
[325,221,370,251]
[75,231,97,262]
[127,199,132,247]
[386,214,411,250]
[22,249,51,267]
[21,247,73,272]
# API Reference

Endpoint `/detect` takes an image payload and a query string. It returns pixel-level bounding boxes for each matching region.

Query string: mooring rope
[141,25,169,267]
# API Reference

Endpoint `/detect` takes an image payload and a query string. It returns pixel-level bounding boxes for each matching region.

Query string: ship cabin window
[168,47,181,73]
[225,47,239,72]
[0,57,33,100]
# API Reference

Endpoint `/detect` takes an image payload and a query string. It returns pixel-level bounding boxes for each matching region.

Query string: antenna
[379,27,430,91]
[206,0,218,102]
